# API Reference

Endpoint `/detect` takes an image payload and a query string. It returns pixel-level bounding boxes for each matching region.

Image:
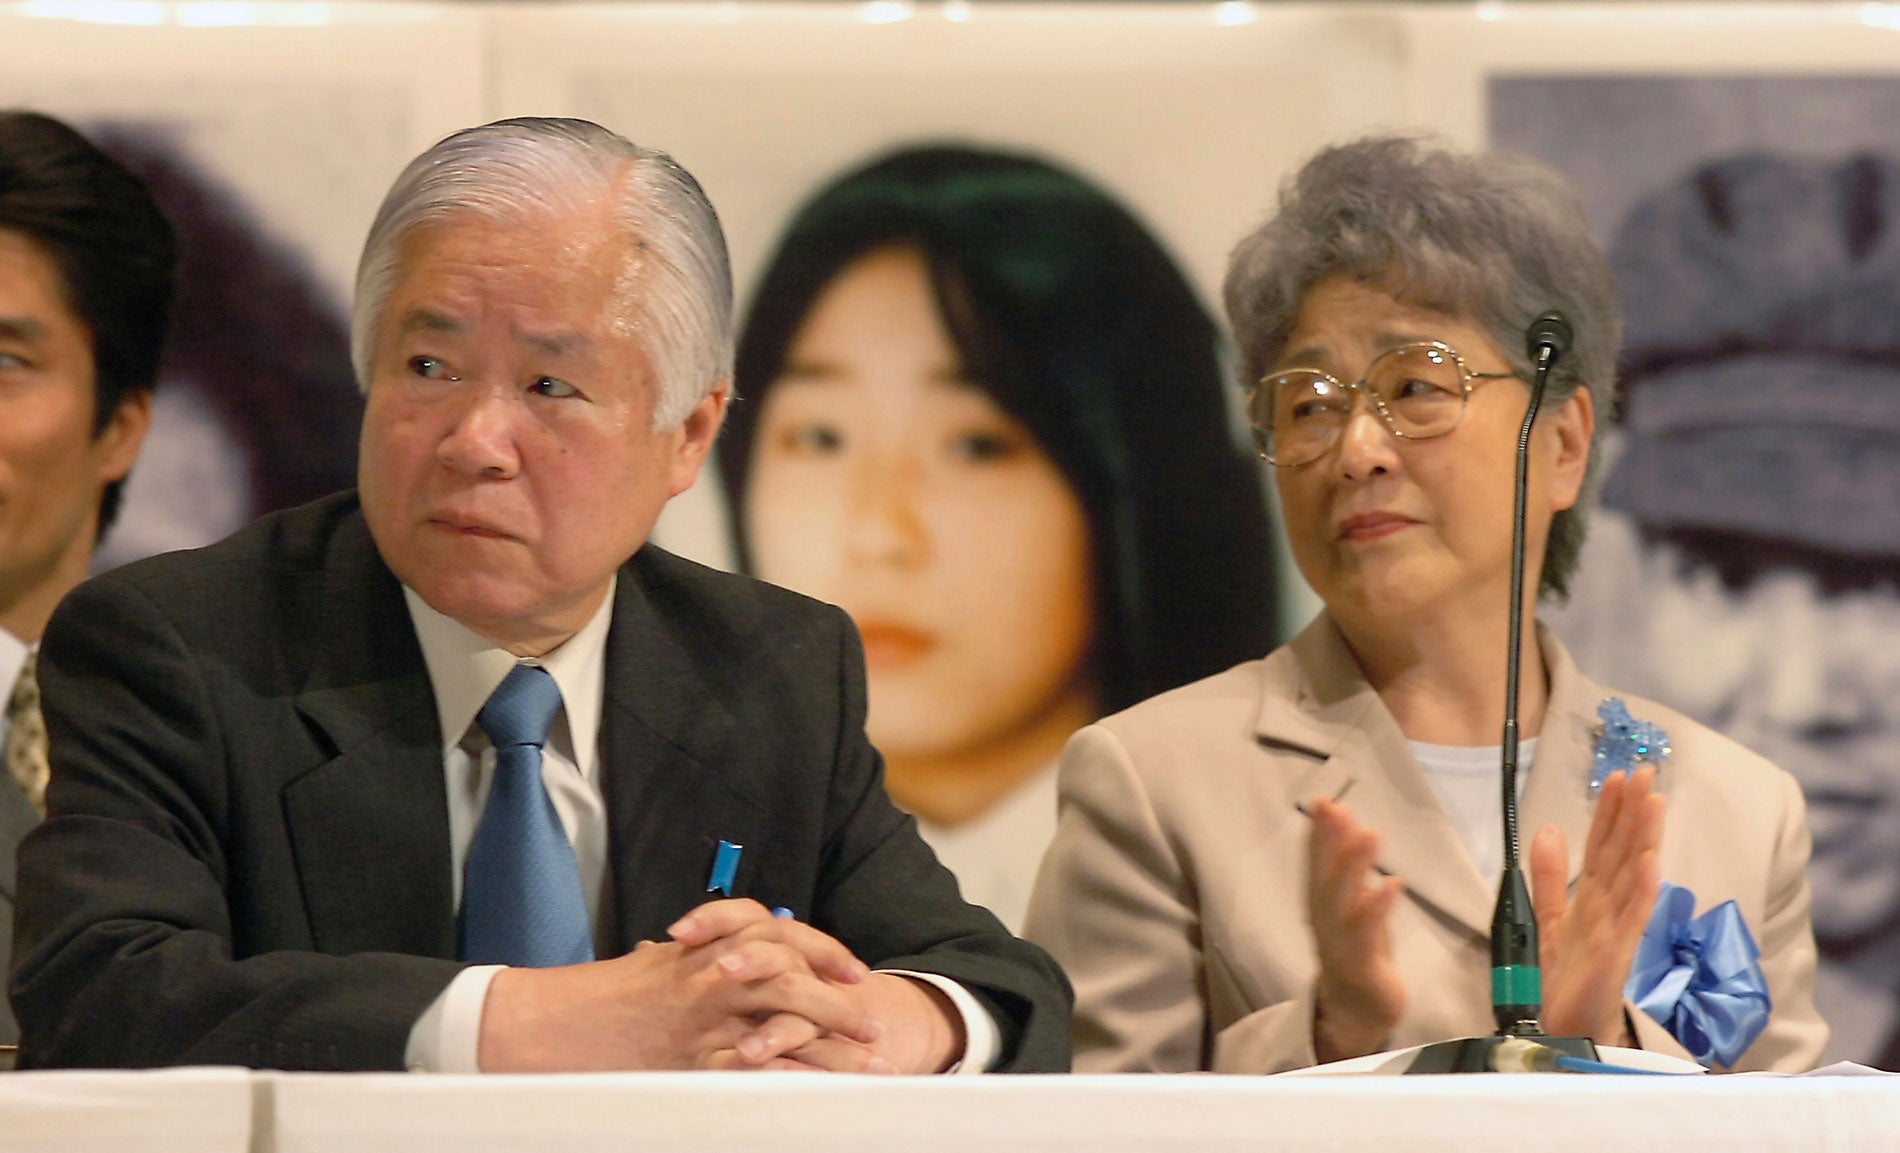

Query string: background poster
[486,2,1403,584]
[1493,73,1900,1066]
[0,4,484,564]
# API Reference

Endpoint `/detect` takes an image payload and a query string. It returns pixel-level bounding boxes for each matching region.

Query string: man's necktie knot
[476,664,563,752]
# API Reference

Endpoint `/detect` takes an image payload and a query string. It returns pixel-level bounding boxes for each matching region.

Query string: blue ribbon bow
[1624,881,1771,1068]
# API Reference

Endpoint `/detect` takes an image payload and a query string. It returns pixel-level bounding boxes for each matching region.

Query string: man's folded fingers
[781,1036,894,1075]
[735,971,880,1045]
[669,898,776,946]
[732,1011,823,1065]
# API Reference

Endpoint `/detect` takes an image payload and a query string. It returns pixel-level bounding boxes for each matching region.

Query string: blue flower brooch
[1589,697,1671,795]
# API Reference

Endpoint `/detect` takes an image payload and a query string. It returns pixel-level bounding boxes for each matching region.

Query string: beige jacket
[1024,614,1827,1073]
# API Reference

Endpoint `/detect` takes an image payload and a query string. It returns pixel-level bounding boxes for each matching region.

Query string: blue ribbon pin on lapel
[707,840,742,896]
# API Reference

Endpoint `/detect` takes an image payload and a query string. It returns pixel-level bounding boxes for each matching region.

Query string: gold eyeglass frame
[1248,340,1519,468]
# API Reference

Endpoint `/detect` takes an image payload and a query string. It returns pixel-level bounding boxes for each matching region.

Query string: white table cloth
[261,1070,1900,1153]
[0,1067,250,1153]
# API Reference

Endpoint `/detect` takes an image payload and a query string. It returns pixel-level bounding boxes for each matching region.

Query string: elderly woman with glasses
[1022,137,1828,1074]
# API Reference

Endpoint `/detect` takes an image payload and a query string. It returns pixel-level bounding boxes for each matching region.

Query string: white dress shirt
[399,581,996,1073]
[0,628,30,759]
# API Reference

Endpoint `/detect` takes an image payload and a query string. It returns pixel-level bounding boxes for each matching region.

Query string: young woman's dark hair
[721,143,1277,712]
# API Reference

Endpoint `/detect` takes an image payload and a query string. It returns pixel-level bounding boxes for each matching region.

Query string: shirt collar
[0,627,29,704]
[402,580,615,780]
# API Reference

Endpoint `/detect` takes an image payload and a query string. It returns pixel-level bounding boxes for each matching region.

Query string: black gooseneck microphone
[1406,310,1598,1074]
[1491,310,1570,1032]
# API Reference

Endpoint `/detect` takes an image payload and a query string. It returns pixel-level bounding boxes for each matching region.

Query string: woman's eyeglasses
[1248,341,1519,468]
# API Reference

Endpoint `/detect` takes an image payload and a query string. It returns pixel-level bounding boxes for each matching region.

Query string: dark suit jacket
[10,492,1071,1071]
[0,767,37,1046]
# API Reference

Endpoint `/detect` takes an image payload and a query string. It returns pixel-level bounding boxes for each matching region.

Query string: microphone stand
[1405,312,1597,1074]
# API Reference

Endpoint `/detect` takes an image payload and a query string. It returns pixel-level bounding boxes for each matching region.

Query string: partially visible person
[1549,151,1900,1067]
[13,117,1070,1073]
[1025,136,1827,1073]
[0,110,167,1045]
[721,145,1277,930]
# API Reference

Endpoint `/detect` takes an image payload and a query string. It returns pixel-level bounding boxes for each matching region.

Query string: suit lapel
[1260,617,1494,940]
[597,556,763,954]
[1523,628,1669,892]
[284,512,456,958]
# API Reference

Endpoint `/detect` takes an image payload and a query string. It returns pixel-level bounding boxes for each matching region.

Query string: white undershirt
[397,581,995,1073]
[1411,737,1537,888]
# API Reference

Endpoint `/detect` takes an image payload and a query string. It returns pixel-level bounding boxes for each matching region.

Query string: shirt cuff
[880,969,1000,1074]
[404,965,504,1072]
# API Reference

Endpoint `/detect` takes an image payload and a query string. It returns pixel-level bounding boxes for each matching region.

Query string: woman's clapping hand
[1531,767,1666,1046]
[1306,798,1408,1064]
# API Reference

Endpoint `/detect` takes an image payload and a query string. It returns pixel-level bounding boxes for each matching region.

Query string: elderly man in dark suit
[0,112,167,1048]
[11,117,1070,1074]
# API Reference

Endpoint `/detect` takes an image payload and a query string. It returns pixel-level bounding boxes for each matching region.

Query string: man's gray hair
[350,116,733,429]
[1223,135,1622,601]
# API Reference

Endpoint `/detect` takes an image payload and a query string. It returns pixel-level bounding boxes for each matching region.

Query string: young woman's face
[745,245,1096,764]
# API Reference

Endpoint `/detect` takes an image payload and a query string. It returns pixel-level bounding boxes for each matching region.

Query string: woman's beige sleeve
[1023,723,1211,1072]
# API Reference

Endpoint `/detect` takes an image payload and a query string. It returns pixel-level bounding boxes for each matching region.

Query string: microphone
[1406,310,1598,1073]
[1492,310,1566,1035]
[1525,310,1572,374]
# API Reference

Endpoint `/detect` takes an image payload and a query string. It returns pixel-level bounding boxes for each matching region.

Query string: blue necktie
[458,664,595,967]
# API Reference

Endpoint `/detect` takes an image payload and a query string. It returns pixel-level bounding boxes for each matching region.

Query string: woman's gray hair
[350,117,733,430]
[1223,135,1621,601]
